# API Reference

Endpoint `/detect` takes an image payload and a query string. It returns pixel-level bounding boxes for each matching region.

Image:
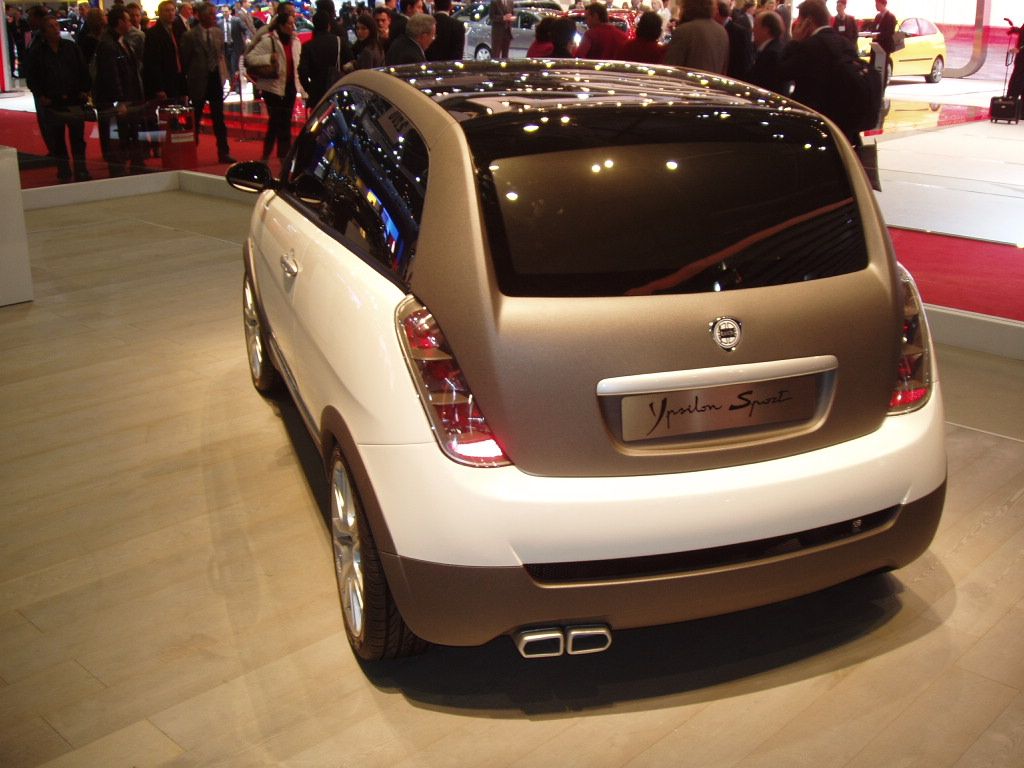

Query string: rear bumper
[355,387,947,646]
[382,481,945,646]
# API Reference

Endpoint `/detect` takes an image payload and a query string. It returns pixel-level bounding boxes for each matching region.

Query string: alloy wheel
[243,278,266,384]
[331,457,365,640]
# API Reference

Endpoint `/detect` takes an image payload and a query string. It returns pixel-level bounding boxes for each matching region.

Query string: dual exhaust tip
[513,625,612,659]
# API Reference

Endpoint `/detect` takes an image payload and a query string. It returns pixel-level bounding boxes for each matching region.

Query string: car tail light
[888,264,933,414]
[397,298,511,467]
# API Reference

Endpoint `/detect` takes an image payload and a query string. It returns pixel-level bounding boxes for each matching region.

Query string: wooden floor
[2,191,1023,768]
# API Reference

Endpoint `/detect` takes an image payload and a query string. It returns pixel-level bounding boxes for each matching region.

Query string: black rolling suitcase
[992,22,1022,123]
[990,96,1020,123]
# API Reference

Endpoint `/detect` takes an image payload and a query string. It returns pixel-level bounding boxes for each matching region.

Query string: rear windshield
[463,108,868,297]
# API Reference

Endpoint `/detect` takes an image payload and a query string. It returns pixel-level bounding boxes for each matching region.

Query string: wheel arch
[319,405,399,557]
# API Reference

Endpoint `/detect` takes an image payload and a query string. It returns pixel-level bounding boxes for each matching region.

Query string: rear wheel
[329,447,425,660]
[242,274,282,395]
[474,44,491,60]
[925,56,943,83]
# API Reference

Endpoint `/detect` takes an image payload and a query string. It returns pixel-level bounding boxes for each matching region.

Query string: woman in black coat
[349,13,384,70]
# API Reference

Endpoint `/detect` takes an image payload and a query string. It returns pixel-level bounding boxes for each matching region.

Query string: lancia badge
[710,317,742,351]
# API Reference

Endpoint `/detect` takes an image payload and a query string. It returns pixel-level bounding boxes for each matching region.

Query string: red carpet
[2,106,1020,322]
[890,228,1024,322]
[0,102,299,187]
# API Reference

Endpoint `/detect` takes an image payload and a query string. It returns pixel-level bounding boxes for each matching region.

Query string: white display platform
[0,145,33,307]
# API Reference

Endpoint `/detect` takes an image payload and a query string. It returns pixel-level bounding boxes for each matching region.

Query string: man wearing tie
[182,2,235,163]
[144,0,186,102]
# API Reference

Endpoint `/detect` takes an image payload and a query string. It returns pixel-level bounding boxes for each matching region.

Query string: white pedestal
[0,145,33,307]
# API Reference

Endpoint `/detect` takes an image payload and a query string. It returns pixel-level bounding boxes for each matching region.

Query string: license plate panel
[620,374,818,442]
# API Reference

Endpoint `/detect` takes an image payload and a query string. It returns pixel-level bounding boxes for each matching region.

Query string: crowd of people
[9,0,446,182]
[7,0,917,183]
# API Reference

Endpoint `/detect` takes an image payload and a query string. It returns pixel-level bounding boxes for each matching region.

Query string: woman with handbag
[245,11,305,168]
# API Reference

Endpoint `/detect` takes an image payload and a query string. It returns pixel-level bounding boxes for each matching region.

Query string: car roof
[351,60,798,130]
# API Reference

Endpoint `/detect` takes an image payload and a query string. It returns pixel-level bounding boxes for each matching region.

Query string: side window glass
[283,88,429,285]
[285,92,378,258]
[900,18,919,36]
[344,93,428,281]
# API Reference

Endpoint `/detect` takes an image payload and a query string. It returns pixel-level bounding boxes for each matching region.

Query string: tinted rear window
[463,108,868,297]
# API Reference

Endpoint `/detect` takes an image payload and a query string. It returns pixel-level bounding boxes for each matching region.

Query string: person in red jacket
[575,2,627,60]
[619,11,666,64]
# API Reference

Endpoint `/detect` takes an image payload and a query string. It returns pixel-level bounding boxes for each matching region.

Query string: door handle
[280,252,299,278]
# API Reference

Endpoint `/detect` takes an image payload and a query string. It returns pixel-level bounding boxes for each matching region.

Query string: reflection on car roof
[382,60,797,122]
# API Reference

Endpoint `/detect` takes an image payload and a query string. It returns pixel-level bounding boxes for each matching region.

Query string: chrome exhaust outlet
[566,625,612,655]
[514,628,565,658]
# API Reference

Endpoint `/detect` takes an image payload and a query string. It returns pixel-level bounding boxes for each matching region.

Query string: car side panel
[283,206,433,448]
[250,192,304,379]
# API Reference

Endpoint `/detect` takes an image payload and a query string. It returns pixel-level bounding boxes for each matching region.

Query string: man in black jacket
[385,11,434,64]
[299,9,353,108]
[144,0,186,102]
[426,0,464,61]
[872,0,897,57]
[776,0,861,145]
[747,10,790,96]
[181,2,234,163]
[26,14,92,181]
[719,0,753,81]
[94,5,147,175]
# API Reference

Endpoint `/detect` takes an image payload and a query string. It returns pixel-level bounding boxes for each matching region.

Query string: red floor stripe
[890,228,1024,322]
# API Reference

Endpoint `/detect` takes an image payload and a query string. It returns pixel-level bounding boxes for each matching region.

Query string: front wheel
[329,447,425,660]
[474,44,492,60]
[925,56,943,83]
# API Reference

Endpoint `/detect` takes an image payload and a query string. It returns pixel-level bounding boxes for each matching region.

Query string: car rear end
[356,64,946,653]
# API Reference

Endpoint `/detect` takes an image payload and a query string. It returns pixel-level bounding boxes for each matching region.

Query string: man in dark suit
[391,0,424,40]
[220,6,245,89]
[384,11,435,64]
[872,0,896,52]
[832,0,858,45]
[871,0,896,77]
[173,2,197,38]
[181,2,234,162]
[144,0,186,101]
[299,9,353,107]
[719,0,753,80]
[747,10,790,95]
[776,0,861,145]
[489,0,514,59]
[94,5,147,175]
[426,0,464,61]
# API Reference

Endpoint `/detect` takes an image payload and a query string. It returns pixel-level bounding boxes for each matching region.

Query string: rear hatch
[419,106,899,477]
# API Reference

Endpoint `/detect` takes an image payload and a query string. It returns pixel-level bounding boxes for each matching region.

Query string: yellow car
[858,17,947,83]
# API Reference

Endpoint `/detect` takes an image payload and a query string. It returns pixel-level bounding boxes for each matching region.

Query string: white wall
[836,0,1019,27]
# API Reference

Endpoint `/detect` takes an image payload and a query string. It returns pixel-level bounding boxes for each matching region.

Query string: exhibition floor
[0,189,1023,766]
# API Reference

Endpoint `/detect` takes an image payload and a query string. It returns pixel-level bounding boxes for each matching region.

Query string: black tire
[329,447,426,660]
[242,274,283,395]
[474,44,491,60]
[925,56,943,84]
